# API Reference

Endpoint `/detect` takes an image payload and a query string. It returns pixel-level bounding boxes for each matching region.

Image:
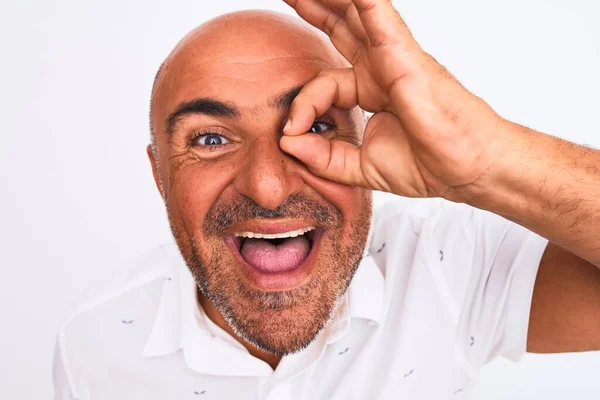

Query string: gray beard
[167,192,372,355]
[186,231,365,356]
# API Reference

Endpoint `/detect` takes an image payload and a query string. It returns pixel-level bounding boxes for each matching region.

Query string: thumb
[280,133,369,188]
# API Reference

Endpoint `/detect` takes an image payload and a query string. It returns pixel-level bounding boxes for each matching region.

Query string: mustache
[203,193,343,236]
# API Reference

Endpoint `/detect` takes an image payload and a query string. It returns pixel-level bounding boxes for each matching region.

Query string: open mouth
[224,225,323,290]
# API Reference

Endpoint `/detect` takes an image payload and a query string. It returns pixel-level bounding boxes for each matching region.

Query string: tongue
[240,236,311,273]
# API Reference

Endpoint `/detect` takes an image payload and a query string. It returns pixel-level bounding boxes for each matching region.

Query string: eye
[192,133,231,147]
[308,120,334,134]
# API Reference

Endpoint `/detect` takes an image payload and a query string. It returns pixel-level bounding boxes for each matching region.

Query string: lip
[224,228,324,291]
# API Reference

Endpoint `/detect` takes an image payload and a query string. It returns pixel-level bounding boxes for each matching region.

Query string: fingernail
[283,118,291,132]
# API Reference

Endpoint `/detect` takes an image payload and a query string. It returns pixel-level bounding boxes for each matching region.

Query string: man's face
[150,12,372,355]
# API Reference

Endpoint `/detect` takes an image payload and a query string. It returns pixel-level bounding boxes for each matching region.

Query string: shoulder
[370,196,518,264]
[61,242,178,320]
[368,197,502,287]
[54,243,179,384]
[371,196,477,240]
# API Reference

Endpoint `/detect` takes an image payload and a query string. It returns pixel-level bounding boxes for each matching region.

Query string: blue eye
[309,121,334,134]
[194,133,230,146]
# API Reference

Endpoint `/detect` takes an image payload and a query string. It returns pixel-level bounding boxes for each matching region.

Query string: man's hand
[280,0,507,200]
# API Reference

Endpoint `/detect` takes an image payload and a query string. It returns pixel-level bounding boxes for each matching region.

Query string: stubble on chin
[168,192,372,355]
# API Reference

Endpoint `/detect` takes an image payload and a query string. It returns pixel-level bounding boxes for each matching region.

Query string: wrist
[446,119,532,218]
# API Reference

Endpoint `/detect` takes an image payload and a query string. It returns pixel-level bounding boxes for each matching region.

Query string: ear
[146,144,165,200]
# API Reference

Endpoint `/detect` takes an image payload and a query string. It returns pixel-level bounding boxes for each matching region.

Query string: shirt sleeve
[431,201,549,368]
[52,335,77,400]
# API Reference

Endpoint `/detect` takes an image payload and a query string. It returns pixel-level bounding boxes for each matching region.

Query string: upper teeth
[234,227,315,239]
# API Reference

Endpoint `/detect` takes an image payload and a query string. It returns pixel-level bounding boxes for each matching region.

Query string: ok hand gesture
[281,0,507,200]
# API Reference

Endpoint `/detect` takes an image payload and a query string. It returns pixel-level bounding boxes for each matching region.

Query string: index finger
[284,68,358,135]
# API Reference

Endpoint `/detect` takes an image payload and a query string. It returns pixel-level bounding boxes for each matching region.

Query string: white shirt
[53,198,548,399]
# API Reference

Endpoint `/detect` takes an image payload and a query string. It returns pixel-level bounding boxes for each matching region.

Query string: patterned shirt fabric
[53,198,548,399]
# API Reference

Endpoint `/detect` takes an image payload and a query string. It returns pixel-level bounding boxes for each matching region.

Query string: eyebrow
[164,98,240,136]
[163,84,354,135]
[270,85,303,110]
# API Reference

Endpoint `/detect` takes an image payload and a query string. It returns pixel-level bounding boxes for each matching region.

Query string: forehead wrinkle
[188,57,334,84]
[211,56,334,66]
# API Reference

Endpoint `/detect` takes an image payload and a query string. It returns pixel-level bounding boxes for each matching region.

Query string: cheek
[339,187,372,243]
[302,172,373,232]
[167,161,235,233]
[337,186,372,218]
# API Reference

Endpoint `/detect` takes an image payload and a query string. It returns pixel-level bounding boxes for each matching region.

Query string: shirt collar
[344,209,385,326]
[142,245,183,358]
[347,253,385,324]
[142,233,385,369]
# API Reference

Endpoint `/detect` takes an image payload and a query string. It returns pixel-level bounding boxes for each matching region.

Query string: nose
[233,136,304,210]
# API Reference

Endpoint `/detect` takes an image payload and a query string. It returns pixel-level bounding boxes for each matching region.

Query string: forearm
[462,120,600,268]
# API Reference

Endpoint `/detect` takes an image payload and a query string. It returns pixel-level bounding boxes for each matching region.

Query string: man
[53,1,600,399]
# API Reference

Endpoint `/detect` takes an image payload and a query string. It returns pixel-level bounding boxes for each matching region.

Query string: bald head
[149,10,348,143]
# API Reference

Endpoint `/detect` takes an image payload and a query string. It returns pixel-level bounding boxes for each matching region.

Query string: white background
[1,0,599,399]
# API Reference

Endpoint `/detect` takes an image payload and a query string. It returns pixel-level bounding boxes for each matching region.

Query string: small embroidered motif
[338,347,350,355]
[453,388,463,395]
[121,320,134,324]
[194,390,206,395]
[377,243,386,253]
[470,336,475,346]
[403,369,414,378]
[439,250,444,261]
[164,277,172,281]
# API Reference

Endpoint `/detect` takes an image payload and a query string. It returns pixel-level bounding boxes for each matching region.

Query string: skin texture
[148,11,372,369]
